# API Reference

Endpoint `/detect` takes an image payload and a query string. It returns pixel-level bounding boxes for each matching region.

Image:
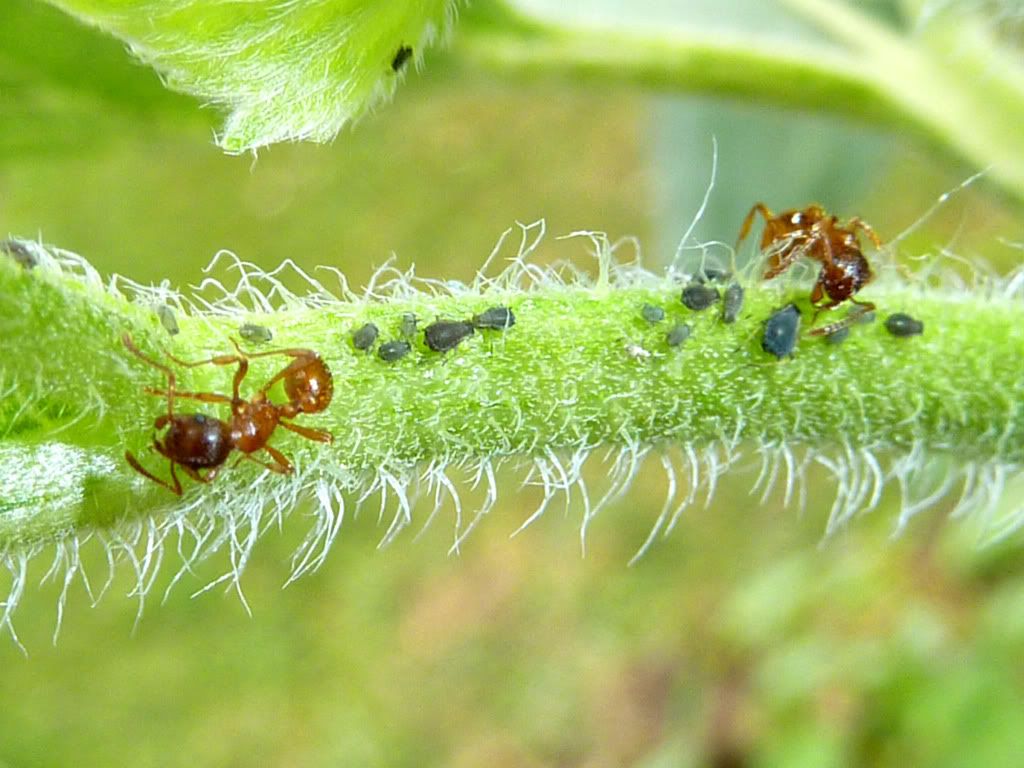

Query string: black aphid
[399,312,418,339]
[239,323,273,344]
[721,283,744,324]
[681,284,720,311]
[824,326,850,345]
[641,304,665,324]
[762,304,801,359]
[157,305,180,336]
[666,323,691,347]
[472,306,516,331]
[1,239,37,269]
[378,340,411,362]
[424,320,475,353]
[352,322,379,351]
[885,313,924,337]
[391,45,413,72]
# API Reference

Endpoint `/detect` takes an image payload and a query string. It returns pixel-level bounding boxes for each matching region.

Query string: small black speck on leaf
[722,283,744,324]
[666,323,691,347]
[472,306,516,331]
[391,45,413,72]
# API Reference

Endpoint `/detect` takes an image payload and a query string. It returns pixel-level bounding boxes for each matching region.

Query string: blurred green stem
[458,1,1024,203]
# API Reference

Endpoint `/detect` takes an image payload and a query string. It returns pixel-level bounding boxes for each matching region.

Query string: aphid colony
[124,202,929,494]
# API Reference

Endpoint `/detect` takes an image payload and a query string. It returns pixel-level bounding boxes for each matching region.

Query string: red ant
[122,333,333,496]
[737,203,882,335]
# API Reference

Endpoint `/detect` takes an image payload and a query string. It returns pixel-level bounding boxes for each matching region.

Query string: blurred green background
[3,0,1024,766]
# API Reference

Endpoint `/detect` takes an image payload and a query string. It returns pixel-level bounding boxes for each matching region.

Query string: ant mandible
[122,334,334,495]
[736,203,882,335]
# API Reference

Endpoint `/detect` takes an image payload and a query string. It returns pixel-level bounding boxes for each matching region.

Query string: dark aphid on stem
[666,323,691,347]
[352,322,379,352]
[641,304,665,324]
[399,312,418,339]
[761,304,801,359]
[378,340,411,362]
[721,283,744,324]
[239,323,273,344]
[391,45,413,72]
[472,306,516,331]
[157,305,180,336]
[885,313,924,337]
[1,238,37,269]
[424,320,475,353]
[682,283,720,311]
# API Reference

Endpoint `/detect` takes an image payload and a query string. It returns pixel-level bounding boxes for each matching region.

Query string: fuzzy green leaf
[41,0,461,152]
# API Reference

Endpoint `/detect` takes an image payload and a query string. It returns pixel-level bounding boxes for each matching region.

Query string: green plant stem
[2,246,1023,551]
[456,1,1024,204]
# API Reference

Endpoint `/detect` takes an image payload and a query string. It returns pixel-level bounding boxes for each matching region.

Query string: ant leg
[144,387,233,404]
[736,202,774,251]
[846,218,883,249]
[123,333,179,417]
[165,350,249,402]
[236,446,293,475]
[762,240,803,280]
[807,299,875,337]
[125,451,183,496]
[278,419,334,444]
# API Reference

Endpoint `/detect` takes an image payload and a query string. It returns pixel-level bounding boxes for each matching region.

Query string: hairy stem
[1,237,1023,552]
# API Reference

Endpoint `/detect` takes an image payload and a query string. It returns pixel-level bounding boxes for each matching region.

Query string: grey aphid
[424,320,475,353]
[472,306,516,331]
[239,323,273,344]
[641,304,665,324]
[721,283,744,324]
[762,304,801,359]
[1,239,37,269]
[157,305,180,336]
[378,339,411,362]
[666,323,691,347]
[681,284,720,311]
[352,322,379,351]
[399,312,418,339]
[884,313,924,337]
